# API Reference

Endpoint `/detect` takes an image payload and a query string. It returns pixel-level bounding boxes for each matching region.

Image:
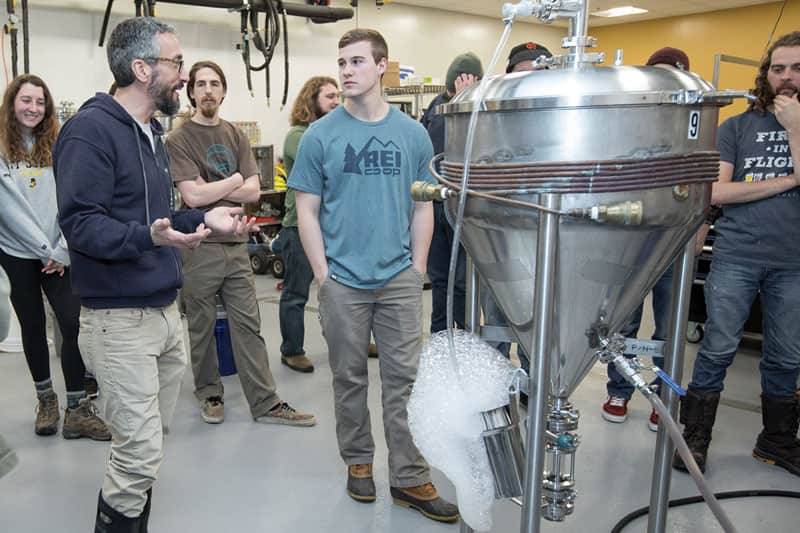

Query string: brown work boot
[35,390,60,436]
[63,399,111,441]
[256,402,316,427]
[347,463,376,502]
[281,354,315,373]
[391,482,460,523]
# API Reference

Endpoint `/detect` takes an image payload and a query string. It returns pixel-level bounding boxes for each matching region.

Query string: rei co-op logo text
[343,136,401,176]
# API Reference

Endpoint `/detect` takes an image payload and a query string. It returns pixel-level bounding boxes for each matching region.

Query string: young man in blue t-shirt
[674,31,800,476]
[289,28,459,523]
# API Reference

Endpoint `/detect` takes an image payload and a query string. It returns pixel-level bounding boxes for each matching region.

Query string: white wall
[19,2,566,154]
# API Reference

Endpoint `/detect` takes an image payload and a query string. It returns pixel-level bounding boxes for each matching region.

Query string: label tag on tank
[688,110,701,140]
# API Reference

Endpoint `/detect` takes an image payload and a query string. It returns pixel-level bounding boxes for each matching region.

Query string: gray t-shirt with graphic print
[288,105,435,289]
[713,110,800,268]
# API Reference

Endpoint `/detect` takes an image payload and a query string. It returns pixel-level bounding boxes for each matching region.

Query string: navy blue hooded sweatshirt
[54,93,205,309]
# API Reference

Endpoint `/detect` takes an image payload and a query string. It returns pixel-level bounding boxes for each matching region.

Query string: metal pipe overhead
[154,0,354,21]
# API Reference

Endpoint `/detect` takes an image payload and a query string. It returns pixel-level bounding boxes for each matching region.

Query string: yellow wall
[592,1,800,121]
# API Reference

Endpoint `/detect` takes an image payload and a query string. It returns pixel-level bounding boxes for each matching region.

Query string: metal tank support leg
[521,194,561,533]
[647,241,695,533]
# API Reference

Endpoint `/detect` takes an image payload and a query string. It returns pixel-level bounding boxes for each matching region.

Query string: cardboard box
[383,60,401,87]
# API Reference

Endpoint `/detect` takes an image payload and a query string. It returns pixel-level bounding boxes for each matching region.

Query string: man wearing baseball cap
[506,41,553,73]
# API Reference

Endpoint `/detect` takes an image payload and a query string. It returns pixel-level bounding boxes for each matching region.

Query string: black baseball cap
[506,42,552,73]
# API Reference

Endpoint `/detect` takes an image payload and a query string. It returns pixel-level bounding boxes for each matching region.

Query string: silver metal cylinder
[520,193,561,533]
[647,241,695,532]
[482,403,526,499]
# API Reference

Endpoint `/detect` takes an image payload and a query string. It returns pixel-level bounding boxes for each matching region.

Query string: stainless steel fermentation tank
[441,66,724,400]
[433,9,739,530]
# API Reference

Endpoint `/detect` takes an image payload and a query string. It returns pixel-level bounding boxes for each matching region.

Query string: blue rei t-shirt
[713,110,800,268]
[288,105,436,288]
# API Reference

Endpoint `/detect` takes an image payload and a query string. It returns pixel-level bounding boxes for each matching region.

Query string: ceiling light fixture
[592,6,648,18]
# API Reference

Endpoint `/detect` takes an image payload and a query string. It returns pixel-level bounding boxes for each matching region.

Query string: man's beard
[313,101,329,120]
[768,81,798,104]
[199,99,219,119]
[148,71,181,116]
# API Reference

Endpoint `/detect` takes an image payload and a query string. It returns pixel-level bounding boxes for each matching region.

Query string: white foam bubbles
[408,330,519,531]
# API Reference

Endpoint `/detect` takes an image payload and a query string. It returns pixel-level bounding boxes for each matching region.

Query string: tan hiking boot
[347,464,376,502]
[63,399,111,441]
[201,396,225,424]
[391,482,460,523]
[35,391,60,436]
[256,402,316,427]
[281,354,315,373]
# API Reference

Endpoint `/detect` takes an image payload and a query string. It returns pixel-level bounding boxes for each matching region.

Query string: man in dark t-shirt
[674,32,800,477]
[167,60,314,428]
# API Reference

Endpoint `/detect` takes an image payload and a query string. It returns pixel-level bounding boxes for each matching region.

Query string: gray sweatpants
[318,266,431,488]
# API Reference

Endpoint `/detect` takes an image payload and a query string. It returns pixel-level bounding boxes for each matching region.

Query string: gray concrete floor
[0,275,798,532]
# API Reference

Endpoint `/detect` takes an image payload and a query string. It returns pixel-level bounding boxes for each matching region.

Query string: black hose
[240,9,253,94]
[98,0,114,47]
[7,0,18,77]
[610,489,800,533]
[281,6,288,108]
[21,0,28,73]
[135,0,142,17]
[249,9,265,54]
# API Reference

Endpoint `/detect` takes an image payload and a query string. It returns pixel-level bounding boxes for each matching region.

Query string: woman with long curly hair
[278,76,339,373]
[0,74,109,440]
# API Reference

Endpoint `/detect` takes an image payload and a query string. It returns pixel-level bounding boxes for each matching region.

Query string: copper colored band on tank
[437,151,720,194]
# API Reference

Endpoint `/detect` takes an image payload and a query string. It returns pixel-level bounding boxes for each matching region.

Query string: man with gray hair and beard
[54,17,254,532]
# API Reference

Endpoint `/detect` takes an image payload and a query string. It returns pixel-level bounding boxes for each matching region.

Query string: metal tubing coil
[437,151,720,194]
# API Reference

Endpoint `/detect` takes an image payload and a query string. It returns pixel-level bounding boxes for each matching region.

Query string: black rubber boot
[672,388,720,473]
[94,492,143,533]
[139,489,152,533]
[752,395,800,477]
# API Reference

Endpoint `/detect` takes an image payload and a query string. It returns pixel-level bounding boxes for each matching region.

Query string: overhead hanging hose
[98,0,114,47]
[6,0,17,78]
[240,9,253,95]
[20,0,27,73]
[280,6,288,108]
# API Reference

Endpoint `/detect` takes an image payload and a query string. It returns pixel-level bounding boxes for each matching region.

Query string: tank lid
[441,66,728,113]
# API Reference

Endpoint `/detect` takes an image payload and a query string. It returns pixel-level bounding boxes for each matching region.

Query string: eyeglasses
[145,56,184,71]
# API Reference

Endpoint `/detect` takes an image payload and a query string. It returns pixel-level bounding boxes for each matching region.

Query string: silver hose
[645,391,739,533]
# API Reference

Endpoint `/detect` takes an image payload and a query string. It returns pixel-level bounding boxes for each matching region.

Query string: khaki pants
[78,303,185,517]
[318,266,431,488]
[181,242,280,417]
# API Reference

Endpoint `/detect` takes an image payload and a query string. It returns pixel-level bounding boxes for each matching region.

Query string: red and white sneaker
[647,408,659,432]
[601,396,629,423]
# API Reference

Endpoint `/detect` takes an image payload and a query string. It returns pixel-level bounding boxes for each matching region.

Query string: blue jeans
[689,258,800,397]
[278,227,314,356]
[427,202,466,333]
[606,263,674,399]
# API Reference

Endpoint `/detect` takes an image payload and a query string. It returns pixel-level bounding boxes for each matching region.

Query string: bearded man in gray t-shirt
[674,31,800,478]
